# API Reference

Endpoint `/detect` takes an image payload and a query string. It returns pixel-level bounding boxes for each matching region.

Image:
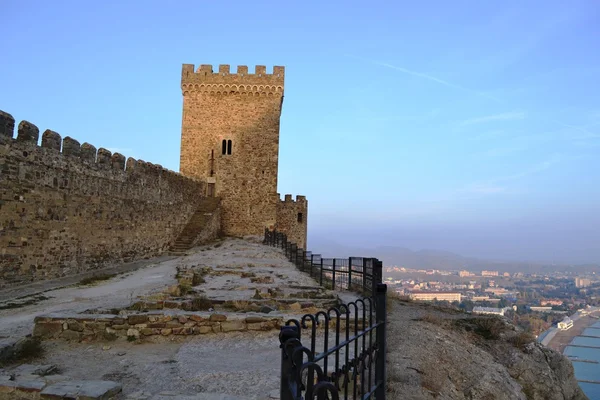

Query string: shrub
[510,331,535,351]
[455,317,507,340]
[1,338,44,366]
[178,284,192,296]
[190,295,213,311]
[192,272,206,286]
[79,273,116,285]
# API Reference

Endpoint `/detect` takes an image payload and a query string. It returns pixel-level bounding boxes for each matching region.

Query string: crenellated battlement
[0,110,194,181]
[279,194,307,204]
[181,64,284,95]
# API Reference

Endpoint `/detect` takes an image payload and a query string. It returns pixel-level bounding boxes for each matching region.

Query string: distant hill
[309,237,600,274]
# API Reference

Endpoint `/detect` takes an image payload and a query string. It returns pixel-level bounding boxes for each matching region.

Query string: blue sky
[1,1,599,263]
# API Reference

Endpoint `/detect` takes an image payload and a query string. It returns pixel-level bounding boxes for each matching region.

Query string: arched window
[222,139,233,155]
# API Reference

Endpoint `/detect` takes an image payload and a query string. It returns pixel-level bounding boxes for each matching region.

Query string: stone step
[40,380,122,399]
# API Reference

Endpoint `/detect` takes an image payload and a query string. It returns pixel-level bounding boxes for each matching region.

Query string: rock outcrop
[386,299,587,400]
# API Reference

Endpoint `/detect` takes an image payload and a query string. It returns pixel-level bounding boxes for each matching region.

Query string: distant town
[385,265,600,336]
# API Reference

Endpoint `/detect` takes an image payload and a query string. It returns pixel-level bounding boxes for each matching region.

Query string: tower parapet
[181,64,284,95]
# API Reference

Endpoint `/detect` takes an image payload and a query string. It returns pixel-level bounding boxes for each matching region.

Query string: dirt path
[0,257,180,340]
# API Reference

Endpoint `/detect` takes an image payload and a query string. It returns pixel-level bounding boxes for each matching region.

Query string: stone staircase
[170,197,221,254]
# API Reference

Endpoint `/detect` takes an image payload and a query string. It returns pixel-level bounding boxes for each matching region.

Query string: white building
[472,306,507,316]
[410,292,462,302]
[558,317,573,330]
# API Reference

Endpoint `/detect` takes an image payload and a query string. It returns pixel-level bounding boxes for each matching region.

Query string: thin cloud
[493,156,561,183]
[463,184,507,194]
[476,146,526,158]
[471,130,506,141]
[347,55,501,102]
[460,112,526,126]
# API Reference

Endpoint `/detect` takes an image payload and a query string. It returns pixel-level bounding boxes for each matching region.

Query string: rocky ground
[0,238,589,399]
[385,298,588,400]
[0,237,358,399]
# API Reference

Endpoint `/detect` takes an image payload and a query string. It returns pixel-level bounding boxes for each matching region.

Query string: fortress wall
[0,111,204,288]
[276,194,308,249]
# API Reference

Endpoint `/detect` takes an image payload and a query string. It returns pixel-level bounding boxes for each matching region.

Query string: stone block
[17,120,39,143]
[0,110,15,138]
[41,129,61,151]
[245,316,267,323]
[127,328,140,338]
[33,322,63,339]
[177,316,188,323]
[209,314,227,322]
[111,324,130,330]
[140,328,153,336]
[221,321,246,332]
[148,323,166,329]
[67,321,84,332]
[165,321,182,329]
[193,326,212,335]
[60,330,81,341]
[127,315,149,325]
[62,136,80,157]
[247,323,264,331]
[188,314,205,322]
[161,329,172,335]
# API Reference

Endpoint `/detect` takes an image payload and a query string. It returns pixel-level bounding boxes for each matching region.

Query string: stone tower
[180,64,306,247]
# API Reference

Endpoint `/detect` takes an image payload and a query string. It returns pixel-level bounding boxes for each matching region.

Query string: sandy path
[0,258,180,340]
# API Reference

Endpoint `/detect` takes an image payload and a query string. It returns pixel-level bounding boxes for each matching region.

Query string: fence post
[279,325,300,400]
[373,259,383,295]
[320,257,323,286]
[375,283,387,400]
[348,257,353,291]
[332,259,336,290]
[363,258,368,294]
[310,254,314,277]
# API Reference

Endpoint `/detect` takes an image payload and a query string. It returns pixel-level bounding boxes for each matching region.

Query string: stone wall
[180,64,300,238]
[0,111,204,288]
[33,312,283,341]
[276,195,308,249]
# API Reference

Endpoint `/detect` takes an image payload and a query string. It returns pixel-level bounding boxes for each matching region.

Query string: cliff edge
[387,299,587,400]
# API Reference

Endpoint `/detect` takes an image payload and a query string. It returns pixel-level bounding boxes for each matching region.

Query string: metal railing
[279,284,387,400]
[264,229,387,399]
[263,229,383,296]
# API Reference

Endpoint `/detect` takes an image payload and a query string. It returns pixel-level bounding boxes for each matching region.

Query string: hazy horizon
[1,1,599,265]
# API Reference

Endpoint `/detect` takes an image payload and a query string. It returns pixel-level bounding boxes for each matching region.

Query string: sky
[1,1,599,264]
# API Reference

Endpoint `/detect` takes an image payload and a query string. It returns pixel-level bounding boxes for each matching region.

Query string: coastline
[546,309,600,354]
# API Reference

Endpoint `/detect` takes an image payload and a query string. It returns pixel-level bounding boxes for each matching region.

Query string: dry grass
[250,275,274,284]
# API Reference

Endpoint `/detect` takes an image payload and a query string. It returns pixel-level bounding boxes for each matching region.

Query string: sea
[564,321,600,399]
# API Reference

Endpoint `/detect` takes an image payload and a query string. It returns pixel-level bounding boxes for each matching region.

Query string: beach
[546,308,600,353]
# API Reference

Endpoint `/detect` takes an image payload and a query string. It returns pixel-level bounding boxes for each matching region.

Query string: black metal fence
[264,229,387,399]
[263,229,383,296]
[279,284,387,400]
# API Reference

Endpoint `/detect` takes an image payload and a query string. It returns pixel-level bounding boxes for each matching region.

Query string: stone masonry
[180,64,308,247]
[0,111,204,288]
